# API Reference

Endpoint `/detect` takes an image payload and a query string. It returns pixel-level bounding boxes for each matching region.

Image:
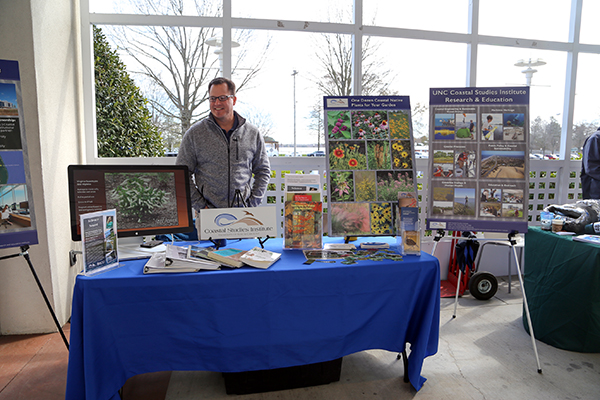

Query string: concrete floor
[164,277,600,400]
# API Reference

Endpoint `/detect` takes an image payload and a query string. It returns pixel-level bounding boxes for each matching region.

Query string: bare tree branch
[106,0,270,136]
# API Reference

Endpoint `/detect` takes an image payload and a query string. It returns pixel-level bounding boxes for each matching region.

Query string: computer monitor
[68,164,194,242]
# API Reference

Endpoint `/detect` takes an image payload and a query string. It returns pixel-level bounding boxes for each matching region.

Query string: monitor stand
[118,236,168,261]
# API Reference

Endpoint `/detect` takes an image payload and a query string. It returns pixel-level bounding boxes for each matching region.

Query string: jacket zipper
[208,116,242,207]
[227,142,231,207]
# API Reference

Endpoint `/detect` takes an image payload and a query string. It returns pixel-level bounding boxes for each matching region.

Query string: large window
[231,29,337,154]
[580,0,600,45]
[90,0,222,16]
[478,0,571,42]
[232,0,353,22]
[364,0,469,34]
[476,45,567,122]
[82,0,600,160]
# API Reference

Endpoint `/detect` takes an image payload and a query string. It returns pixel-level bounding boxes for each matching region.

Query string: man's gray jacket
[176,112,271,211]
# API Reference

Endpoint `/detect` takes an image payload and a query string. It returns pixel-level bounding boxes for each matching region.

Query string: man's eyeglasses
[209,95,234,102]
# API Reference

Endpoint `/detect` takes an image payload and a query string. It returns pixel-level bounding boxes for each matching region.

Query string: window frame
[80,0,598,165]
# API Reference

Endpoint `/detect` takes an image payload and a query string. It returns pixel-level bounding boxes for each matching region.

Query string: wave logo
[214,210,264,227]
[326,98,349,108]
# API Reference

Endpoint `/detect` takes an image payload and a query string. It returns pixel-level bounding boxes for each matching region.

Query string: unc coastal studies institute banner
[427,87,530,234]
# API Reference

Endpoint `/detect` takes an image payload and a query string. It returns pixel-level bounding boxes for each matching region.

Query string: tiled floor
[0,325,70,400]
[1,277,599,400]
[0,324,170,400]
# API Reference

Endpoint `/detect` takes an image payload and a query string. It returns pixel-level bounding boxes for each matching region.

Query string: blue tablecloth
[65,237,440,400]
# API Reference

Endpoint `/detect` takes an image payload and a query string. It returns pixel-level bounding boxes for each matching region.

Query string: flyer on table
[427,87,529,234]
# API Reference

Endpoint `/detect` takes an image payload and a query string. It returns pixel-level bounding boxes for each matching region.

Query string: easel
[0,245,69,351]
[428,229,542,374]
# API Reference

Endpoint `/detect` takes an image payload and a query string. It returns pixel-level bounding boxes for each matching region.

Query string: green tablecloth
[524,226,600,353]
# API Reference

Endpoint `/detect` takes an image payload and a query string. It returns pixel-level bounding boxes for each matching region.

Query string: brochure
[284,200,323,249]
[573,234,600,245]
[80,209,119,276]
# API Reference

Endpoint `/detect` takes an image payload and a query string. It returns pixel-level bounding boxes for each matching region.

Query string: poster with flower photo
[324,96,417,237]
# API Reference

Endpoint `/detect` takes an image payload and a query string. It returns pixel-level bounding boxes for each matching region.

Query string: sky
[89,0,600,149]
[0,83,18,105]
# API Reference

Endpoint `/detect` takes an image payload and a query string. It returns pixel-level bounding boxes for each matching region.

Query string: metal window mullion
[222,0,232,78]
[80,1,97,162]
[557,0,582,202]
[466,0,479,87]
[352,0,363,95]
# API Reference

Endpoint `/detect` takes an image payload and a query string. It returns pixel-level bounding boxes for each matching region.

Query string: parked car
[529,153,543,160]
[307,150,326,157]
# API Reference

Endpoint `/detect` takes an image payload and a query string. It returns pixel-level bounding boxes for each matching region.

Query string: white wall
[0,0,82,334]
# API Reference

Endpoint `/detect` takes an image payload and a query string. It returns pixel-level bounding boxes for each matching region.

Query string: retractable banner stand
[427,87,529,233]
[0,59,38,249]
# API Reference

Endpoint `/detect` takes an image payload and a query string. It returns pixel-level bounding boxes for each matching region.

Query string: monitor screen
[68,164,194,241]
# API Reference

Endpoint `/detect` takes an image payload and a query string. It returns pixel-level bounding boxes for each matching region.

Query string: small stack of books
[204,248,248,268]
[144,244,282,273]
[239,247,281,269]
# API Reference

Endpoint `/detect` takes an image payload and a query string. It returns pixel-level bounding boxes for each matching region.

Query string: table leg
[396,349,409,383]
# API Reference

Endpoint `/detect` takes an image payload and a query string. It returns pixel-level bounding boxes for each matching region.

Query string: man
[177,77,271,234]
[581,126,600,199]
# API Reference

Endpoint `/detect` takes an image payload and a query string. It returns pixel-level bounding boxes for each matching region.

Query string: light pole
[292,70,298,156]
[514,58,546,87]
[205,36,240,76]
